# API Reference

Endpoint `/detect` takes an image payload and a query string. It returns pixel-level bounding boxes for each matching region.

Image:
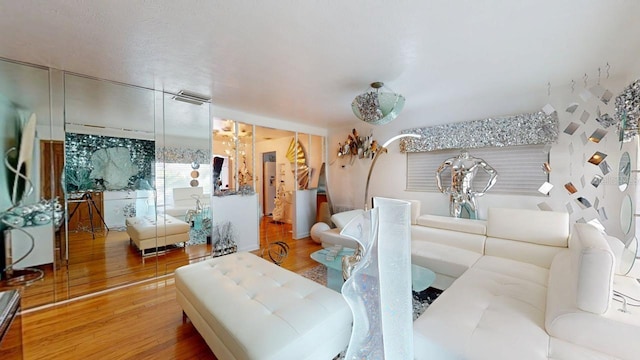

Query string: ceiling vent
[172,90,211,105]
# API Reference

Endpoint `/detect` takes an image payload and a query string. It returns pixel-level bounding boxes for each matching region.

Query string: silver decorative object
[400,111,558,152]
[211,221,238,257]
[595,107,616,129]
[566,103,579,114]
[599,161,611,175]
[436,150,497,219]
[538,182,553,195]
[589,129,607,143]
[564,122,580,135]
[615,78,640,141]
[537,202,553,211]
[352,82,405,125]
[579,111,590,124]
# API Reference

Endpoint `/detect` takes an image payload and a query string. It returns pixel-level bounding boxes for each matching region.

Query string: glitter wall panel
[64,133,155,192]
[399,111,559,152]
[155,146,209,164]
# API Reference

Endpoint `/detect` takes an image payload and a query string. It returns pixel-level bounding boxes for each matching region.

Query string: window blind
[406,145,548,196]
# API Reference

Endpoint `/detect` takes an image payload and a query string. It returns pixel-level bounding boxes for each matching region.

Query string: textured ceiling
[0,1,639,130]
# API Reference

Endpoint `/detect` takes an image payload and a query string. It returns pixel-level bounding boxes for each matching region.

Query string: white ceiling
[0,1,639,130]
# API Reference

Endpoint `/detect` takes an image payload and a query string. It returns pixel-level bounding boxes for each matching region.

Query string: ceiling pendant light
[352,82,405,125]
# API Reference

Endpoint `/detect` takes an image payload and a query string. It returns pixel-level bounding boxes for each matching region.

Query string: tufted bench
[125,214,190,255]
[175,252,352,360]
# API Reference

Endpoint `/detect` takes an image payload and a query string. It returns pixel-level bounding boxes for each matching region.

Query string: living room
[1,1,640,359]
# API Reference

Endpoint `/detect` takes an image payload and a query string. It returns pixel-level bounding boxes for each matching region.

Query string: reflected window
[156,162,211,206]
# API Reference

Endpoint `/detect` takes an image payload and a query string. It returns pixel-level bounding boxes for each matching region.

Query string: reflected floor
[5,216,322,309]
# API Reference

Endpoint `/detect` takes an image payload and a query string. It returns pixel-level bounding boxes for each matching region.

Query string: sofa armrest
[320,228,358,249]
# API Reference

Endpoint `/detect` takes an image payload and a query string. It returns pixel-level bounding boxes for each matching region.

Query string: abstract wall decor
[400,111,558,153]
[65,133,154,192]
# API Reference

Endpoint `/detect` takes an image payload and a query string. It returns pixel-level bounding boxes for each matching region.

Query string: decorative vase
[340,197,413,359]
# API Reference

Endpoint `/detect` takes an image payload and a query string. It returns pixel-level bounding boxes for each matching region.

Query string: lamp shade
[352,82,405,125]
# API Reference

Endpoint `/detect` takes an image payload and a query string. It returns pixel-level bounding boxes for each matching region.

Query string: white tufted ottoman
[125,214,190,255]
[175,252,352,360]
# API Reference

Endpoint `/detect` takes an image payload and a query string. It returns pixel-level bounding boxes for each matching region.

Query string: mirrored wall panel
[63,74,159,298]
[157,92,212,273]
[0,59,58,308]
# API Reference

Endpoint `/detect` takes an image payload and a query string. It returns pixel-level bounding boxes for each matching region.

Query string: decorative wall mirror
[0,58,56,308]
[64,73,159,298]
[620,194,633,235]
[620,237,637,275]
[618,151,631,191]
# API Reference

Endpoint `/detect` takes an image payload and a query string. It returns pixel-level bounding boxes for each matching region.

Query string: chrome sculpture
[436,150,497,219]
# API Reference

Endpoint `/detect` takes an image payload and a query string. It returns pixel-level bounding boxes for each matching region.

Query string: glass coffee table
[310,248,436,292]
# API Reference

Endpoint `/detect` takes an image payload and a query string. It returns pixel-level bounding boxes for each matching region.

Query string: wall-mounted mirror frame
[619,151,631,191]
[620,194,633,235]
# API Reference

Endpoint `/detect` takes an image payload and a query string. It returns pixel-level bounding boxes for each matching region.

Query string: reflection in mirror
[287,137,310,190]
[618,152,631,191]
[588,129,607,143]
[212,119,253,194]
[158,92,212,272]
[620,194,633,235]
[0,59,58,308]
[64,73,158,298]
[253,126,294,221]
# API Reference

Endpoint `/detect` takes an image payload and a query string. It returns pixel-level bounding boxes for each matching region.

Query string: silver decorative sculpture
[436,150,497,219]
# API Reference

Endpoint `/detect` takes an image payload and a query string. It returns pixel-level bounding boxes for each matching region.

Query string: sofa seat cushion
[549,338,620,359]
[125,214,190,239]
[414,257,550,360]
[411,240,482,279]
[175,253,352,360]
[416,214,486,235]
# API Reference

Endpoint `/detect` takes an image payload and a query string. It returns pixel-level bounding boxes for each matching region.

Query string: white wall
[328,75,637,241]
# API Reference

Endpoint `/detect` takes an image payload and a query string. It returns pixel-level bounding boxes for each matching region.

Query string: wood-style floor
[20,217,323,360]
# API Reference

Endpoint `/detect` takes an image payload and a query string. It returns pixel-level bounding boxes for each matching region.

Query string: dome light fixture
[352,82,405,125]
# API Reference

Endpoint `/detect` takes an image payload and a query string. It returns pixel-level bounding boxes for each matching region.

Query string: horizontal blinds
[406,145,548,196]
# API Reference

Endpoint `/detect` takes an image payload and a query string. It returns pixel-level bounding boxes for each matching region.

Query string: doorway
[263,151,276,216]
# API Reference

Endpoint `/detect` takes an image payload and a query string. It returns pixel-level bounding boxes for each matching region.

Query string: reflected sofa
[162,187,210,220]
[318,203,640,359]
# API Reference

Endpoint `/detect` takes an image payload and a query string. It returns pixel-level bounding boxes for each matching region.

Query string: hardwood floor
[20,217,323,360]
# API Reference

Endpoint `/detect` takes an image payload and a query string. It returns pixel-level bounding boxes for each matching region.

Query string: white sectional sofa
[319,203,640,359]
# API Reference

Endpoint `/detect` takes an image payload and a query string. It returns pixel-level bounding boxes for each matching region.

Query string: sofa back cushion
[416,214,486,235]
[487,208,569,247]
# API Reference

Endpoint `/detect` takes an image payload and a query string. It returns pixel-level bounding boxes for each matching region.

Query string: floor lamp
[363,133,421,210]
